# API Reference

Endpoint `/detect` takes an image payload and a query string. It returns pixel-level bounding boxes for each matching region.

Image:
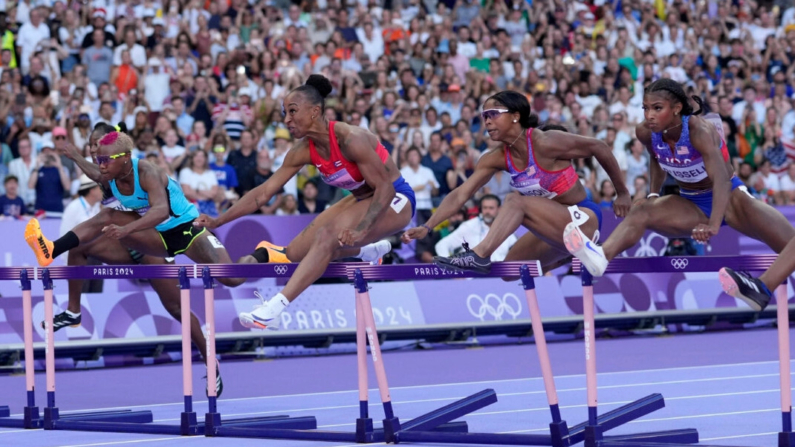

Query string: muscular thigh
[725,188,795,252]
[78,235,136,265]
[104,209,171,258]
[516,196,600,250]
[286,196,358,261]
[185,231,235,264]
[637,195,708,238]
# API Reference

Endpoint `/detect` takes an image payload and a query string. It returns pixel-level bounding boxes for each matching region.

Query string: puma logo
[38,236,50,259]
[183,227,194,237]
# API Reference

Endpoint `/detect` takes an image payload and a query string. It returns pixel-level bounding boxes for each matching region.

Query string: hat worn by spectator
[447,84,461,92]
[78,174,97,192]
[53,127,67,138]
[41,141,55,151]
[275,128,292,141]
[238,87,252,98]
[92,8,107,19]
[148,58,162,67]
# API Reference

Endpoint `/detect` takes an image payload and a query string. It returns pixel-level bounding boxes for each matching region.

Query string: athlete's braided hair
[645,79,707,116]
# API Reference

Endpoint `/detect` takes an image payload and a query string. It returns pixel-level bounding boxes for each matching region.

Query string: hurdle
[572,254,788,447]
[35,265,308,435]
[0,268,169,429]
[198,262,469,442]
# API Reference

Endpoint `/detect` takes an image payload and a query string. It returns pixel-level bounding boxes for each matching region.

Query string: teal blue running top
[109,158,198,232]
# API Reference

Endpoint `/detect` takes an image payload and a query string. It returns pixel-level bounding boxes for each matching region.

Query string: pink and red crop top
[505,128,579,199]
[308,121,390,191]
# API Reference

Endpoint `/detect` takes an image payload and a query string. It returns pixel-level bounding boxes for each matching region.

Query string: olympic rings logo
[274,265,289,275]
[630,233,670,257]
[670,258,689,270]
[466,293,522,321]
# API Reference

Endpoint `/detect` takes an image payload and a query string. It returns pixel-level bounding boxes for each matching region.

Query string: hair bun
[115,121,129,134]
[305,74,332,99]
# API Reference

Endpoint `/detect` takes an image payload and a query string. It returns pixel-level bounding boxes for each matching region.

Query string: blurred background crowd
[0,0,793,262]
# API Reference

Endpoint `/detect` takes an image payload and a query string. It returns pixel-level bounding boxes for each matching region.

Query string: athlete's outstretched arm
[61,143,105,184]
[196,144,309,229]
[338,130,396,246]
[402,151,500,242]
[537,130,631,216]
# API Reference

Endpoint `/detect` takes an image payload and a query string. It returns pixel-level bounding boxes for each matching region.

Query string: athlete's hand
[338,229,365,247]
[691,223,719,244]
[401,226,428,243]
[613,191,631,218]
[102,224,130,239]
[193,214,219,230]
[60,143,80,160]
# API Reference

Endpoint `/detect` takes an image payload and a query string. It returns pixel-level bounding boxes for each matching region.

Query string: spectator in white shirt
[113,27,147,68]
[780,163,795,204]
[8,138,37,208]
[400,147,439,211]
[17,7,50,75]
[435,195,517,262]
[59,175,102,260]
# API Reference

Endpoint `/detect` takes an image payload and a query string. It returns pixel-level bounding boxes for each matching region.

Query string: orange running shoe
[255,240,291,263]
[25,218,54,266]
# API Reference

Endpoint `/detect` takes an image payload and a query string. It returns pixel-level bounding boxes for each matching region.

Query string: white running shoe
[563,222,609,277]
[361,239,392,265]
[239,292,282,330]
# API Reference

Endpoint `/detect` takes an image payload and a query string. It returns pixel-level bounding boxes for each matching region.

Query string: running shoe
[255,240,291,263]
[41,311,81,331]
[204,361,224,398]
[563,221,608,277]
[25,218,54,266]
[718,267,772,311]
[239,291,282,330]
[434,242,492,274]
[362,239,392,265]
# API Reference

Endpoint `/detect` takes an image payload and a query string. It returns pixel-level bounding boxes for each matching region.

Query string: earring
[513,119,517,123]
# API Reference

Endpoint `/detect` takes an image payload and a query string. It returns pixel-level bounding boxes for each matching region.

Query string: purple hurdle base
[571,255,794,447]
[202,264,470,443]
[38,267,307,436]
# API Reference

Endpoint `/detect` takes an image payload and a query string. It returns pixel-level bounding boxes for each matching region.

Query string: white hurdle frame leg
[21,270,40,428]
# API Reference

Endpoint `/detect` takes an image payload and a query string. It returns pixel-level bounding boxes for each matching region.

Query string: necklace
[508,128,526,148]
[663,120,683,135]
[118,164,134,181]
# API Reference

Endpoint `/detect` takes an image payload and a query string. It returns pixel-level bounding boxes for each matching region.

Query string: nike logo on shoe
[585,241,600,254]
[251,314,274,323]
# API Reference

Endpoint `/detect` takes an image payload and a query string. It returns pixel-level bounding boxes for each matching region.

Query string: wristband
[421,224,432,234]
[646,193,660,199]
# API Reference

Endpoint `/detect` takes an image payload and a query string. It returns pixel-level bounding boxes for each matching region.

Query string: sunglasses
[481,108,510,121]
[54,135,66,140]
[96,152,128,165]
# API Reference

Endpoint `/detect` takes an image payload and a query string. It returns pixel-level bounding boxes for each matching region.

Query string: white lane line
[39,360,790,415]
[701,431,779,441]
[54,437,193,447]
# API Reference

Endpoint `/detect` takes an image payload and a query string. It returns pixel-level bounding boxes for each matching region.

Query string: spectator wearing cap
[80,8,117,49]
[82,29,114,87]
[29,141,69,214]
[17,7,49,75]
[113,27,147,69]
[142,57,171,116]
[270,127,298,199]
[69,106,93,151]
[59,174,101,240]
[209,142,239,210]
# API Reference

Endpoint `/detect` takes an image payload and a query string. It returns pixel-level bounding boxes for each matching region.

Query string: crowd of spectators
[0,0,794,259]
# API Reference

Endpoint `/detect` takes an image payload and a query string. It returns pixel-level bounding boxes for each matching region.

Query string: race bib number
[208,235,225,249]
[390,193,408,214]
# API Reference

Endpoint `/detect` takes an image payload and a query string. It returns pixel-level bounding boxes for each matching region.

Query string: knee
[220,277,245,288]
[95,207,115,227]
[313,225,339,250]
[237,254,258,264]
[503,193,521,207]
[501,275,520,283]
